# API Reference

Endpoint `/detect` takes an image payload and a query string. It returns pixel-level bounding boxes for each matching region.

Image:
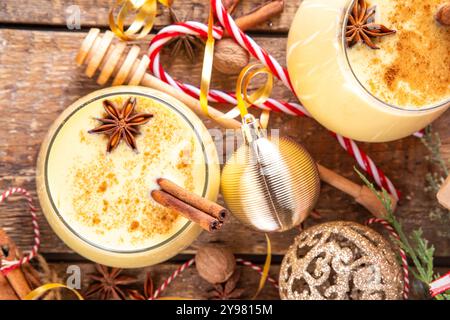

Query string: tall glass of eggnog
[287,0,449,142]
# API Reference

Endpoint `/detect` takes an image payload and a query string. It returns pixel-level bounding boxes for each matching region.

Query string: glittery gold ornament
[221,115,320,232]
[279,221,403,300]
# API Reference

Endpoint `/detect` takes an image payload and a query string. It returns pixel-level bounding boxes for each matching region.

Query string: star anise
[84,264,137,300]
[88,97,153,153]
[128,272,155,300]
[346,0,396,49]
[168,7,205,64]
[208,269,245,300]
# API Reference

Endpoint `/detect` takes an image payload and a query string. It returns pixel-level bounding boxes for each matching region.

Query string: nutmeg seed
[195,245,236,284]
[213,39,250,75]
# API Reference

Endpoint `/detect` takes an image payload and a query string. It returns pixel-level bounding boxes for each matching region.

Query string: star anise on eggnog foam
[346,0,450,108]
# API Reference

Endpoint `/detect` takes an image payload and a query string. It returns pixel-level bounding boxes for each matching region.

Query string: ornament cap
[241,114,265,144]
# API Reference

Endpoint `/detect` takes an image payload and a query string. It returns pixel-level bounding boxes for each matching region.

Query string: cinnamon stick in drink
[151,190,223,232]
[157,178,228,222]
[0,229,32,299]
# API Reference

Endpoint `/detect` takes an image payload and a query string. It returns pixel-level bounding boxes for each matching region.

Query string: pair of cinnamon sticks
[151,178,229,232]
[0,229,33,300]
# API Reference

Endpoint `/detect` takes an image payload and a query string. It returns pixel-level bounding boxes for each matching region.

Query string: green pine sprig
[355,168,449,300]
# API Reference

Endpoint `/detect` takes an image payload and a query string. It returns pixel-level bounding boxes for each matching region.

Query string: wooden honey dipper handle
[76,28,240,130]
[76,28,393,218]
[317,165,397,218]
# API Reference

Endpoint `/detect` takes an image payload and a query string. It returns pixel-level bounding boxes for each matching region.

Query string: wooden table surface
[0,0,449,300]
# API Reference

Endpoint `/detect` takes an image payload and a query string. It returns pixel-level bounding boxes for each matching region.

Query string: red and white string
[147,0,400,200]
[0,187,40,275]
[150,257,279,299]
[367,218,410,299]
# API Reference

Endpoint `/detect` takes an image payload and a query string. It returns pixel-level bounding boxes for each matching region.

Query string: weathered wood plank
[434,111,450,161]
[0,29,449,257]
[0,0,299,33]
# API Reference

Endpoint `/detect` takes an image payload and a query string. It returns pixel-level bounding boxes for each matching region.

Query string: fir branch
[355,168,449,299]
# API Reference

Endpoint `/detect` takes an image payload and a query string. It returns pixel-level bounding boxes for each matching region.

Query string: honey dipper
[75,28,397,218]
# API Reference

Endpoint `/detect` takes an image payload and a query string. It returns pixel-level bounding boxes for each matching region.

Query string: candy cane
[0,187,40,275]
[367,218,409,299]
[147,3,400,200]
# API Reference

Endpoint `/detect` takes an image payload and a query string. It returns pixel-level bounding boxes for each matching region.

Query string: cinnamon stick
[436,3,450,26]
[0,229,32,299]
[151,190,223,232]
[0,272,18,300]
[224,0,284,36]
[157,178,228,222]
[21,261,42,289]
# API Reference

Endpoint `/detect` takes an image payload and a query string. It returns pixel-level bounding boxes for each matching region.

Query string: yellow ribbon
[199,3,215,117]
[24,283,84,300]
[109,0,171,41]
[252,234,272,299]
[199,4,273,128]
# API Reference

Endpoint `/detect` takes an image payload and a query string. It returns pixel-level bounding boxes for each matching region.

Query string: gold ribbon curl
[200,5,274,129]
[24,283,84,300]
[109,0,172,41]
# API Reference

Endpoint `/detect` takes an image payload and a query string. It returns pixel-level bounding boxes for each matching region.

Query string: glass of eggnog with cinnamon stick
[287,0,449,142]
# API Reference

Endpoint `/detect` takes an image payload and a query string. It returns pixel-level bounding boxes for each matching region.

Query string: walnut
[195,245,236,284]
[213,39,250,75]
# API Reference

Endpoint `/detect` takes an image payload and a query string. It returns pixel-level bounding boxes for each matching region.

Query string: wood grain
[0,0,300,33]
[0,28,449,258]
[434,111,450,161]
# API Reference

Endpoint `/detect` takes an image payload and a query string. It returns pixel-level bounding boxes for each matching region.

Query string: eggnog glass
[36,86,220,268]
[287,0,449,142]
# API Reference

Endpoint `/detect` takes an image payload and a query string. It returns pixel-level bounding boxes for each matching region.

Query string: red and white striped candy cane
[212,0,401,199]
[149,22,308,116]
[0,187,40,275]
[367,218,409,299]
[148,2,400,200]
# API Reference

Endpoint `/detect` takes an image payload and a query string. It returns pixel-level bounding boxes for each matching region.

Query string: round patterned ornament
[279,221,404,300]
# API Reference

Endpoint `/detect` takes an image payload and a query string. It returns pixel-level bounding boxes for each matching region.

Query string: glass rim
[342,0,450,112]
[44,90,210,254]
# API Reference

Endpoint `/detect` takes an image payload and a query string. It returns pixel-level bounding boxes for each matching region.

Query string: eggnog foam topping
[346,0,450,108]
[46,96,206,252]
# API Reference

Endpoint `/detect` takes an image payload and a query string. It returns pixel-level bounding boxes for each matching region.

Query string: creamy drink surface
[346,0,450,108]
[46,95,206,252]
